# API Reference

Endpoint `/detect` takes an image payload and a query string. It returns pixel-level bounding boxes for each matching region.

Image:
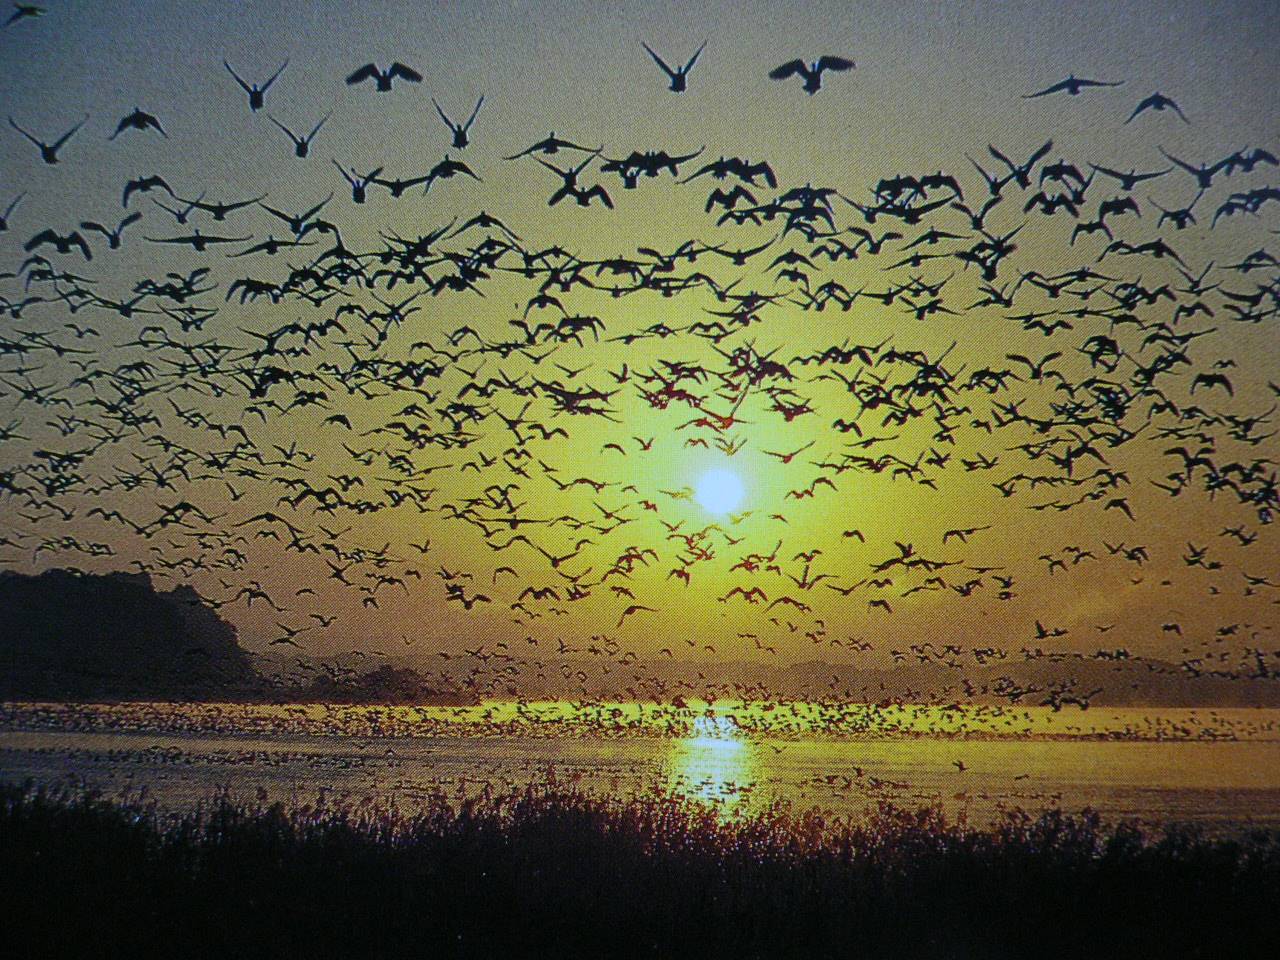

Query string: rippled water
[4,702,1280,834]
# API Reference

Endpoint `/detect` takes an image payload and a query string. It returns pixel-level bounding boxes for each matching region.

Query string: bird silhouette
[432,96,484,148]
[109,107,166,139]
[641,40,707,92]
[1127,92,1189,124]
[768,55,854,93]
[267,113,329,158]
[346,62,422,92]
[223,59,288,111]
[9,114,87,163]
[1023,74,1123,98]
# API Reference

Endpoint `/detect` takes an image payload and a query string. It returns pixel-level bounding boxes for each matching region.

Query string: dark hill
[0,569,259,701]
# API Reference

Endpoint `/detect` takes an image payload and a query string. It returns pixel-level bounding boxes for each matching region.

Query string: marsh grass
[2,781,1276,959]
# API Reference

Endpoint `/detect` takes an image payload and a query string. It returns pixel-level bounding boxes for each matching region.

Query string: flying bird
[109,107,167,140]
[223,59,288,111]
[4,5,44,28]
[1023,74,1123,98]
[1126,92,1189,124]
[768,55,854,94]
[267,113,330,158]
[641,39,707,92]
[432,96,484,148]
[8,114,88,164]
[346,62,423,92]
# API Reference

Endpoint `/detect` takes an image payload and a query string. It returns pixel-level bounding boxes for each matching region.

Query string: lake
[3,701,1280,835]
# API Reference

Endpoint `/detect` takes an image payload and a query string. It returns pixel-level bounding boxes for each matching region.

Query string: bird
[0,192,24,232]
[109,108,166,139]
[8,114,88,164]
[768,55,854,94]
[223,59,288,111]
[1023,74,1123,98]
[79,212,142,249]
[432,96,484,148]
[24,228,92,260]
[267,114,330,158]
[641,40,707,92]
[346,62,422,92]
[1126,92,1189,124]
[3,4,43,28]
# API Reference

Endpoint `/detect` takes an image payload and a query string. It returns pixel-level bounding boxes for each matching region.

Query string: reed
[2,781,1276,959]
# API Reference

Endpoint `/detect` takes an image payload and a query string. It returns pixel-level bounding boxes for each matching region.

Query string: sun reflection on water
[667,712,757,809]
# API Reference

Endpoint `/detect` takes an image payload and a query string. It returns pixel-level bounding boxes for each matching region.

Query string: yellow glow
[695,469,745,515]
[670,712,755,809]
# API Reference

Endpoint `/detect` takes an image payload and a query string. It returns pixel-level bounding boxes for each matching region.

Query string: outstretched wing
[769,59,806,80]
[463,95,485,130]
[345,63,379,86]
[267,114,299,142]
[23,228,57,251]
[223,60,251,92]
[684,40,708,72]
[388,62,423,83]
[8,116,41,146]
[816,55,854,73]
[432,97,454,128]
[261,60,289,90]
[641,41,676,78]
[1023,78,1068,99]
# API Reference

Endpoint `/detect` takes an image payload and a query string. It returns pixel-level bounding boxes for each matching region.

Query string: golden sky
[0,0,1277,691]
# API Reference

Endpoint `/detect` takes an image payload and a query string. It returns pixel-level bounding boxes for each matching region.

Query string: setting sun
[695,469,746,515]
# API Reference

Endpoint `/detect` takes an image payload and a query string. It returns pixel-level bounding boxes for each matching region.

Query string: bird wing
[223,60,251,92]
[463,95,485,129]
[262,60,289,90]
[816,55,855,72]
[1023,78,1067,98]
[684,40,708,72]
[769,59,806,80]
[267,114,298,141]
[432,97,455,128]
[389,62,423,83]
[345,63,379,85]
[23,228,59,251]
[641,41,676,77]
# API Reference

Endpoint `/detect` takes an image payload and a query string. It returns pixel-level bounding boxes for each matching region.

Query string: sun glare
[695,469,745,515]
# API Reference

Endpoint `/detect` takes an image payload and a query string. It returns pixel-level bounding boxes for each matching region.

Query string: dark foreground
[2,783,1276,960]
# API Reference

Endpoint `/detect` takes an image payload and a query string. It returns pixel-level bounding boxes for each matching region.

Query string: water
[3,701,1280,834]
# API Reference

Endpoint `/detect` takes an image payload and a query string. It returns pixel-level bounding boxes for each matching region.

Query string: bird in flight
[433,96,484,148]
[109,107,166,140]
[267,113,330,158]
[223,59,288,112]
[1126,92,1189,124]
[768,56,854,94]
[1023,74,1123,98]
[9,114,88,164]
[346,62,422,92]
[4,4,44,28]
[641,40,707,92]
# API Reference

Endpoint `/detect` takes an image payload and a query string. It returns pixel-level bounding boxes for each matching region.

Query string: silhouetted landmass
[0,569,258,701]
[2,782,1276,959]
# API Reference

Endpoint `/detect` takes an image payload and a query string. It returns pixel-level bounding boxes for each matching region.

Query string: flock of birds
[1,12,1278,713]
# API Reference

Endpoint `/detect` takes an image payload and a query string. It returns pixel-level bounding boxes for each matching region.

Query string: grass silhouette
[3,781,1277,959]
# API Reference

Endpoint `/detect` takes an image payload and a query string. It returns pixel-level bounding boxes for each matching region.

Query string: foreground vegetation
[2,782,1276,959]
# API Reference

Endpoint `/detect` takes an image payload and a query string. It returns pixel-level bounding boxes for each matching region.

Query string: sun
[695,469,745,515]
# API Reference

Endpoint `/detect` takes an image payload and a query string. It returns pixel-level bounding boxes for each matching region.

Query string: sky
[0,0,1277,697]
